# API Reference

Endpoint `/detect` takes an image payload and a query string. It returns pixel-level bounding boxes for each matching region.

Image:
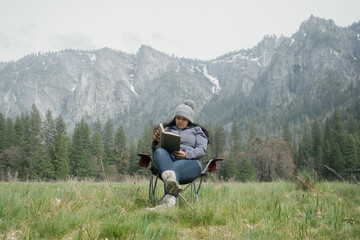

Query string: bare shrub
[246,137,296,181]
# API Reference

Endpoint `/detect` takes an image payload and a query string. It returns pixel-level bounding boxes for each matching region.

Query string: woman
[150,100,208,210]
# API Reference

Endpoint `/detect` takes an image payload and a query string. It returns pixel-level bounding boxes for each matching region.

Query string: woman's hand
[153,128,160,142]
[173,151,186,159]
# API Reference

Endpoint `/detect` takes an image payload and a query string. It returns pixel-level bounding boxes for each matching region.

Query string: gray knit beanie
[174,100,195,123]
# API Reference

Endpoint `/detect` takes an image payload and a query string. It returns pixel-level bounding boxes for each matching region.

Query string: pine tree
[249,122,257,143]
[53,115,70,177]
[332,108,346,155]
[237,157,257,182]
[79,118,91,152]
[102,117,117,167]
[115,125,129,174]
[14,116,25,148]
[28,105,44,179]
[19,112,31,179]
[355,134,360,179]
[322,118,333,177]
[128,137,139,175]
[5,118,16,148]
[316,147,324,176]
[76,151,92,177]
[5,116,25,178]
[222,152,237,181]
[311,119,323,173]
[230,119,241,153]
[331,143,345,177]
[323,118,332,144]
[137,125,153,155]
[296,120,312,171]
[295,144,306,172]
[227,119,242,180]
[54,132,70,179]
[70,123,80,175]
[54,115,67,140]
[344,134,359,179]
[214,125,226,158]
[302,120,312,159]
[322,140,332,178]
[0,113,6,153]
[33,153,55,180]
[70,118,92,177]
[282,121,292,145]
[92,117,104,178]
[346,113,358,135]
[311,119,322,156]
[92,117,103,158]
[42,109,55,153]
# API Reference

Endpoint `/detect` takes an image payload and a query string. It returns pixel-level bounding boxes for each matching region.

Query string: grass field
[0,179,359,239]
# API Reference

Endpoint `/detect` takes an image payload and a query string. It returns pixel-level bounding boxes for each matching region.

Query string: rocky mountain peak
[349,21,360,33]
[299,15,337,35]
[134,44,173,86]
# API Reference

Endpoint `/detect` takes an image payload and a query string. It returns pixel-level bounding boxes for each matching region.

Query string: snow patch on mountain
[87,53,96,62]
[289,38,295,47]
[126,62,138,96]
[203,66,221,93]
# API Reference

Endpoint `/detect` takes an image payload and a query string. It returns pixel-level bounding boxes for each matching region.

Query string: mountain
[0,46,217,137]
[200,16,360,136]
[1,16,360,139]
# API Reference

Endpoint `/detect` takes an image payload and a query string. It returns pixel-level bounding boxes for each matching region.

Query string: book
[158,123,181,154]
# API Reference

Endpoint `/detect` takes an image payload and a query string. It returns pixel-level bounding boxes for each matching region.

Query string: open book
[158,123,181,154]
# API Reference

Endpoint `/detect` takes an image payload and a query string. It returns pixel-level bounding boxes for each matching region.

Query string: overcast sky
[0,0,359,62]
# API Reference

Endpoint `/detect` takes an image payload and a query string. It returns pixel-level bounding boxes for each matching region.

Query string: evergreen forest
[0,104,359,183]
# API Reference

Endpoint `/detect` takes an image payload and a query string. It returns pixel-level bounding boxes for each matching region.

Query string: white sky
[0,0,359,62]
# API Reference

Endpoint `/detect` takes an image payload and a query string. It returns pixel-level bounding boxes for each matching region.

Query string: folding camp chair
[138,153,223,210]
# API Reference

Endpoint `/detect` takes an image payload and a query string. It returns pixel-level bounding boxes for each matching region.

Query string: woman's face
[175,116,189,130]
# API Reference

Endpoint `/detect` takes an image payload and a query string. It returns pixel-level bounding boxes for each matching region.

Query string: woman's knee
[153,148,172,164]
[174,160,202,181]
[154,148,168,160]
[154,148,168,156]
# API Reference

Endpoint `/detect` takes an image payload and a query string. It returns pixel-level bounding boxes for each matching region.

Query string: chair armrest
[138,153,152,167]
[202,158,223,173]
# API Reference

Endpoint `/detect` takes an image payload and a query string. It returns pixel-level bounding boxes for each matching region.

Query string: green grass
[0,180,359,239]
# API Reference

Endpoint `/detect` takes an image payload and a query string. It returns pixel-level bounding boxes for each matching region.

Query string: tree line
[208,107,360,182]
[0,105,359,182]
[0,105,136,181]
[292,108,360,181]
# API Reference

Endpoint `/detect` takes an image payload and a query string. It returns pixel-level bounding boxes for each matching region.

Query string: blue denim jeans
[153,148,202,185]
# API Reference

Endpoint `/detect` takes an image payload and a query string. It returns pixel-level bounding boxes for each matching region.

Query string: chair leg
[149,171,154,204]
[149,171,160,205]
[194,176,204,209]
[178,193,194,210]
[191,181,201,210]
[191,182,194,202]
[177,181,203,210]
[153,175,159,200]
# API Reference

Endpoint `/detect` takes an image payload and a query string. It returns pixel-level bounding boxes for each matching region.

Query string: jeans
[153,148,202,185]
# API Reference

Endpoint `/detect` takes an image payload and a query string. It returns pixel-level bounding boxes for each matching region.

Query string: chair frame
[138,153,223,210]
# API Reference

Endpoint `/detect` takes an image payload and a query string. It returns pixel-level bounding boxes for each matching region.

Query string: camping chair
[138,153,223,210]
